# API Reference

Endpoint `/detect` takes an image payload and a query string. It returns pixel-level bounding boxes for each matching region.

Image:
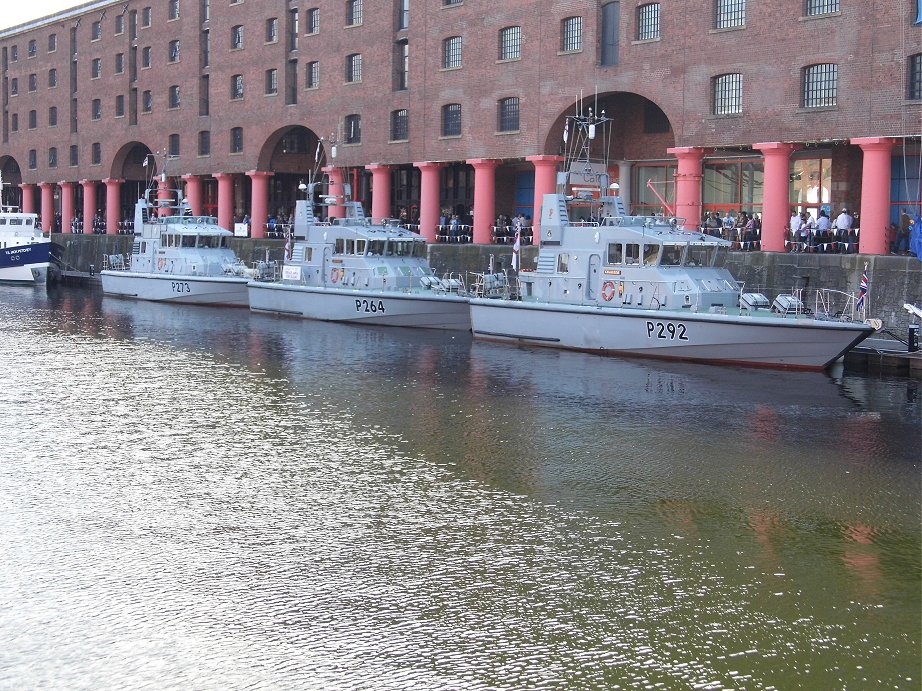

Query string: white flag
[512,226,521,272]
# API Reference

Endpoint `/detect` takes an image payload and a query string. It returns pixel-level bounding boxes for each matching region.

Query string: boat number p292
[646,321,689,341]
[171,281,191,294]
[355,299,385,314]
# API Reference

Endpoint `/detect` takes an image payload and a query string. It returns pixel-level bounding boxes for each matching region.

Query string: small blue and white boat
[0,175,55,285]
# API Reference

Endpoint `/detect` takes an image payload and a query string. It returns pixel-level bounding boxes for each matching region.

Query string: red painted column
[80,179,98,234]
[156,177,173,217]
[853,137,897,256]
[182,174,204,216]
[754,142,801,252]
[527,155,564,239]
[468,158,501,244]
[366,164,393,222]
[104,179,123,235]
[214,173,235,231]
[59,181,75,234]
[19,183,37,214]
[39,182,55,233]
[322,166,345,219]
[247,170,273,239]
[667,147,708,228]
[414,162,445,242]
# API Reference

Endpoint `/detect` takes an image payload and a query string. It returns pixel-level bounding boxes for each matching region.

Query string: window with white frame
[169,85,180,108]
[266,68,278,94]
[561,16,582,52]
[344,114,361,143]
[169,40,180,62]
[347,0,363,26]
[498,97,520,131]
[231,74,244,99]
[391,109,408,140]
[909,54,922,101]
[805,0,839,16]
[443,36,461,69]
[713,73,742,114]
[715,0,745,29]
[499,26,521,60]
[442,103,461,136]
[307,8,320,34]
[637,3,660,40]
[306,61,319,88]
[169,0,180,20]
[346,53,362,82]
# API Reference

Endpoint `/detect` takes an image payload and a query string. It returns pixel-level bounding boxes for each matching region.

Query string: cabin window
[661,244,683,266]
[0,219,6,225]
[182,236,196,247]
[334,238,345,254]
[607,243,623,264]
[198,235,216,248]
[368,240,385,255]
[9,219,21,225]
[391,240,414,257]
[643,244,659,265]
[625,244,640,264]
[355,240,366,255]
[557,253,569,273]
[345,239,355,254]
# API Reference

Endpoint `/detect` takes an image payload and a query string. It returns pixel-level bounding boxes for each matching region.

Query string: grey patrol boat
[469,109,874,370]
[101,177,262,306]
[247,184,470,330]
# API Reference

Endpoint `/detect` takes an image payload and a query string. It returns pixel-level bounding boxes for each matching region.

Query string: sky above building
[1,1,84,31]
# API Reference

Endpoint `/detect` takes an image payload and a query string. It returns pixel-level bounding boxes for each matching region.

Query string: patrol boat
[0,174,55,285]
[247,186,470,329]
[469,109,874,370]
[100,180,262,306]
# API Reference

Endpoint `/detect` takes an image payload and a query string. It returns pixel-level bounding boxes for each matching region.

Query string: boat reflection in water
[9,285,917,690]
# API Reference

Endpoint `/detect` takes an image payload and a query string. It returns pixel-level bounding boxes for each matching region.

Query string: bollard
[909,324,919,353]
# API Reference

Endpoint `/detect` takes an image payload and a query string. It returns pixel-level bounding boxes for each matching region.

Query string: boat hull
[469,299,874,370]
[100,271,250,306]
[248,281,471,330]
[0,242,52,285]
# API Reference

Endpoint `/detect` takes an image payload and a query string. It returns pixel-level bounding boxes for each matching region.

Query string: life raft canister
[601,281,616,302]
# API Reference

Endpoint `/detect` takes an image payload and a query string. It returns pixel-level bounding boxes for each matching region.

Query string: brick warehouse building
[0,0,919,255]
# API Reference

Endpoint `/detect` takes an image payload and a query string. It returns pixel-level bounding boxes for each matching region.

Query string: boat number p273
[646,321,688,341]
[355,299,385,314]
[171,281,191,294]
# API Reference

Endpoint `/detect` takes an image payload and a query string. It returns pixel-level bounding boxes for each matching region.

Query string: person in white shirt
[816,209,832,247]
[833,208,853,239]
[790,210,803,251]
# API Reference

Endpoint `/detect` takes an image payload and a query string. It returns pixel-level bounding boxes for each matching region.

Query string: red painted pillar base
[247,170,273,239]
[182,174,204,216]
[414,162,445,242]
[755,142,802,252]
[60,181,75,233]
[526,155,564,240]
[19,183,37,214]
[366,164,393,223]
[853,137,897,256]
[214,173,235,231]
[39,182,55,233]
[469,158,501,244]
[104,179,124,235]
[667,147,709,228]
[80,180,98,234]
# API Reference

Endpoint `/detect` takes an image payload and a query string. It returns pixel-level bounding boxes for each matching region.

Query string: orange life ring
[601,281,616,302]
[331,268,340,284]
[157,258,166,270]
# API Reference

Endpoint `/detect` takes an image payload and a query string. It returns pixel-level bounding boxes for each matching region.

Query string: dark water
[0,284,919,690]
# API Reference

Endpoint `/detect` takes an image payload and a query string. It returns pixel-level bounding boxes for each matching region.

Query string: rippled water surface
[0,285,919,690]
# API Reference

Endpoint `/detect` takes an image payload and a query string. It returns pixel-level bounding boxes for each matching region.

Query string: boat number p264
[646,321,689,341]
[171,281,191,294]
[355,299,385,314]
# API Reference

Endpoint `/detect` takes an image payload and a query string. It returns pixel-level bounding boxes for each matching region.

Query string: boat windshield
[197,235,221,248]
[686,244,717,267]
[660,244,684,266]
[387,239,422,257]
[643,243,659,266]
[367,239,386,256]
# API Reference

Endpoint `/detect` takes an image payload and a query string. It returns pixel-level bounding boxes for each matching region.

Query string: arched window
[499,26,521,60]
[442,36,462,69]
[802,64,837,108]
[498,97,520,132]
[712,73,742,115]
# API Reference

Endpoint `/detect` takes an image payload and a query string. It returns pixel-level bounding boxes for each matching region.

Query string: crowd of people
[699,211,762,250]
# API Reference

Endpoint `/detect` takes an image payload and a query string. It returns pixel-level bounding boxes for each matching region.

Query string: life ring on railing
[157,258,166,270]
[601,281,616,302]
[331,268,340,284]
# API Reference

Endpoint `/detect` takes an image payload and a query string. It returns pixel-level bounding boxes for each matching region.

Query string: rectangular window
[200,74,210,114]
[92,99,102,120]
[48,106,58,126]
[637,3,660,41]
[48,69,57,87]
[391,109,408,141]
[396,40,409,90]
[115,94,125,116]
[231,25,244,49]
[70,145,78,166]
[10,78,18,95]
[198,130,211,156]
[29,150,36,169]
[306,61,319,88]
[307,8,320,34]
[142,46,152,68]
[92,21,102,40]
[92,142,101,165]
[561,17,582,52]
[345,114,361,143]
[443,37,462,69]
[29,74,37,91]
[498,97,520,132]
[347,0,363,26]
[230,126,243,153]
[10,45,18,62]
[908,54,922,101]
[92,58,102,78]
[803,63,837,108]
[169,0,180,20]
[142,90,153,112]
[11,113,18,131]
[169,133,180,156]
[442,103,461,137]
[346,53,362,82]
[142,7,152,27]
[48,34,57,52]
[715,0,745,28]
[169,40,180,62]
[266,17,279,42]
[115,14,125,34]
[713,73,742,115]
[115,54,124,74]
[28,40,36,57]
[805,0,839,16]
[266,68,278,94]
[28,110,37,128]
[499,26,521,60]
[169,85,181,108]
[397,0,409,30]
[231,74,244,99]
